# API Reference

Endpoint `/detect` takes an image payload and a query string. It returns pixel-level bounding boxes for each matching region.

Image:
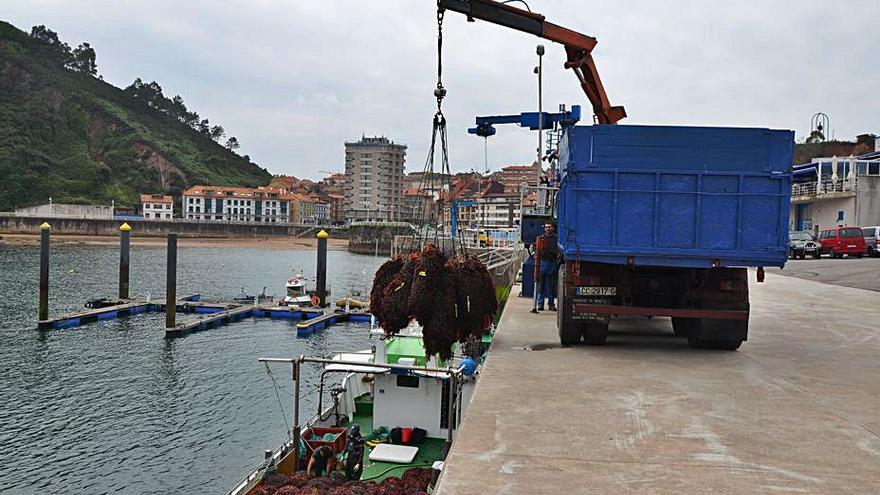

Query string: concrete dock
[436,273,880,494]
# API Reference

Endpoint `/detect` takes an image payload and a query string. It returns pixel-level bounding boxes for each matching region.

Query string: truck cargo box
[557,125,793,269]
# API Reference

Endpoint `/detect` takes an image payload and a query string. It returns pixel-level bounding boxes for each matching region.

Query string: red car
[818,227,866,258]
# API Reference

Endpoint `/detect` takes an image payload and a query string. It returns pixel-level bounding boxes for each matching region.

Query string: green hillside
[0,21,271,211]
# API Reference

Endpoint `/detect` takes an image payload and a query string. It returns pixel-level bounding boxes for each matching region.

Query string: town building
[182,185,292,223]
[403,171,454,192]
[141,194,173,220]
[326,193,345,225]
[791,149,880,232]
[475,182,521,229]
[491,163,543,193]
[401,188,434,223]
[344,136,406,222]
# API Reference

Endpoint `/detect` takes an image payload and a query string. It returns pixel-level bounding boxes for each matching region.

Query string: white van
[863,226,880,256]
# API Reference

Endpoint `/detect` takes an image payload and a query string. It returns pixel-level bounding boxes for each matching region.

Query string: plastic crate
[303,426,347,455]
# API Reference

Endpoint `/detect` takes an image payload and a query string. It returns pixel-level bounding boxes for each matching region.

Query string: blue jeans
[539,260,558,308]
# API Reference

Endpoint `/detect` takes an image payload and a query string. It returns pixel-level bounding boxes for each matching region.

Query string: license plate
[847,245,856,248]
[576,286,617,296]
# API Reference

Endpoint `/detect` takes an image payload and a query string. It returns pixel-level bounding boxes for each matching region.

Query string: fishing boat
[279,271,332,308]
[279,275,311,307]
[226,320,492,495]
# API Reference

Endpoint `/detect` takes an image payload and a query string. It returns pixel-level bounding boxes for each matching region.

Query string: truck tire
[686,334,715,349]
[714,339,743,351]
[557,265,581,346]
[581,321,609,345]
[671,317,697,338]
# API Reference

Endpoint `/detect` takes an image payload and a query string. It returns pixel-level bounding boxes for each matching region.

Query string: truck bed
[557,125,793,268]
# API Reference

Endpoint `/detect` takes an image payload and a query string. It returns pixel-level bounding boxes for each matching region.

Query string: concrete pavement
[436,273,880,494]
[770,256,880,292]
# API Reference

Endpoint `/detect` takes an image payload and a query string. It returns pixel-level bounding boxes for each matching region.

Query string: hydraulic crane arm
[438,0,626,124]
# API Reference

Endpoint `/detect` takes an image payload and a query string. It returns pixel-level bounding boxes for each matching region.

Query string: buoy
[311,295,320,307]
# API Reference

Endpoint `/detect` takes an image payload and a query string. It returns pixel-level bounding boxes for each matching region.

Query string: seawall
[0,214,345,238]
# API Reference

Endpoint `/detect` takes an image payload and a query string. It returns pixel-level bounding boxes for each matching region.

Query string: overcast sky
[4,1,878,179]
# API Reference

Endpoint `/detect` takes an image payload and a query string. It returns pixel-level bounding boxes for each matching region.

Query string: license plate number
[576,286,617,296]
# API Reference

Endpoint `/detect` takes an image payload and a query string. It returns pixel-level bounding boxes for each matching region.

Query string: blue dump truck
[555,125,793,350]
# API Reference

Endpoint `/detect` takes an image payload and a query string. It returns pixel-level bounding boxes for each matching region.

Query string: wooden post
[38,222,51,321]
[165,234,177,328]
[316,230,328,307]
[118,223,131,300]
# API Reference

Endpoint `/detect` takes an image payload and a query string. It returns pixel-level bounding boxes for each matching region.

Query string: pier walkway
[436,273,880,494]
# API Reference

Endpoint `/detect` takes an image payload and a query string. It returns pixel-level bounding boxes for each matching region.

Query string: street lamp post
[535,44,545,168]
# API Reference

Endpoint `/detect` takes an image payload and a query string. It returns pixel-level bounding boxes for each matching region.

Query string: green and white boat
[226,321,493,495]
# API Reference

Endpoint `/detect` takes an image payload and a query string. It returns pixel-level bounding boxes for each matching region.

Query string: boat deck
[344,396,445,482]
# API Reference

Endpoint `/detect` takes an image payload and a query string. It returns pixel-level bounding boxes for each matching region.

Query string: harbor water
[0,243,385,494]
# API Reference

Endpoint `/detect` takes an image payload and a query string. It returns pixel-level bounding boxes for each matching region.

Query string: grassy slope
[0,20,271,210]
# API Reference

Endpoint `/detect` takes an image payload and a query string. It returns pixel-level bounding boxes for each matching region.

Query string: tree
[70,42,97,76]
[30,25,61,45]
[225,136,240,150]
[209,125,225,142]
[30,25,72,66]
[197,119,211,135]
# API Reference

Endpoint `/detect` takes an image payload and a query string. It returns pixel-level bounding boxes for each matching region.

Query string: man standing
[538,223,559,311]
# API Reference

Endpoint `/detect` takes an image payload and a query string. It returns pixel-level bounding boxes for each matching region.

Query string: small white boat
[279,275,312,307]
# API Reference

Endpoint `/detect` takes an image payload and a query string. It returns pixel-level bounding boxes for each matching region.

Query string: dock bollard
[165,233,177,329]
[38,222,51,321]
[316,230,328,307]
[118,223,131,300]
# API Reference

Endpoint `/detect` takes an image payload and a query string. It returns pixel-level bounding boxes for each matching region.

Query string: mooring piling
[165,233,177,329]
[118,223,131,300]
[316,230,328,307]
[38,222,51,321]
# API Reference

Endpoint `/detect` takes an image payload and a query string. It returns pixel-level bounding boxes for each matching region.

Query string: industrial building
[344,136,406,222]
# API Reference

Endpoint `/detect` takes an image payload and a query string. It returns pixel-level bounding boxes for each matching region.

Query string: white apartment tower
[344,136,406,222]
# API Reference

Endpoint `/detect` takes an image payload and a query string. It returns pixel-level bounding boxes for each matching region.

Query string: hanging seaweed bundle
[369,245,496,360]
[369,256,403,321]
[376,252,420,335]
[447,254,497,342]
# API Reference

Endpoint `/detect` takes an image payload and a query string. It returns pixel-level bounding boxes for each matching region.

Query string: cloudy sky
[4,1,878,179]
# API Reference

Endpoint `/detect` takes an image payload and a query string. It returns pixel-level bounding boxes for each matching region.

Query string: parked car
[863,226,880,257]
[789,231,820,259]
[817,227,866,258]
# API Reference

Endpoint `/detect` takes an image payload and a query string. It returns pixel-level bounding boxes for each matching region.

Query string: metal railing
[791,178,857,197]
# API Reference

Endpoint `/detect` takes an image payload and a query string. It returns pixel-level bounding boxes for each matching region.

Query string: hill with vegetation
[0,21,271,211]
[793,133,877,165]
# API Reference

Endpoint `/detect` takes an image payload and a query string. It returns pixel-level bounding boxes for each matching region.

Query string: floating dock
[296,311,372,334]
[37,294,201,330]
[435,274,880,494]
[37,294,370,338]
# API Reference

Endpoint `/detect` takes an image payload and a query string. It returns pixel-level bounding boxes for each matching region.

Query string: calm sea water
[0,243,385,494]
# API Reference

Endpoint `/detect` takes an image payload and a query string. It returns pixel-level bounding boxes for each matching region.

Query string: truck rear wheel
[687,318,745,351]
[557,265,581,346]
[671,317,697,338]
[581,321,608,345]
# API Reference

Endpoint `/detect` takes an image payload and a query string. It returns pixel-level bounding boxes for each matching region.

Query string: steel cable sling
[409,4,464,257]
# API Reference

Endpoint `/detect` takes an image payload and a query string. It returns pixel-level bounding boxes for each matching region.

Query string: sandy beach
[0,233,350,250]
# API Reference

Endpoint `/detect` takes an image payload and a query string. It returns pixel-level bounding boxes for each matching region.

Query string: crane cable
[410,3,462,256]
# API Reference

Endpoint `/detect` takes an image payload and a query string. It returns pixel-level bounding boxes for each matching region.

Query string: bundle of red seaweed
[369,245,496,360]
[253,467,432,495]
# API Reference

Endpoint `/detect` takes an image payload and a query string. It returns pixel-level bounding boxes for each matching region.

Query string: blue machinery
[468,105,581,138]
